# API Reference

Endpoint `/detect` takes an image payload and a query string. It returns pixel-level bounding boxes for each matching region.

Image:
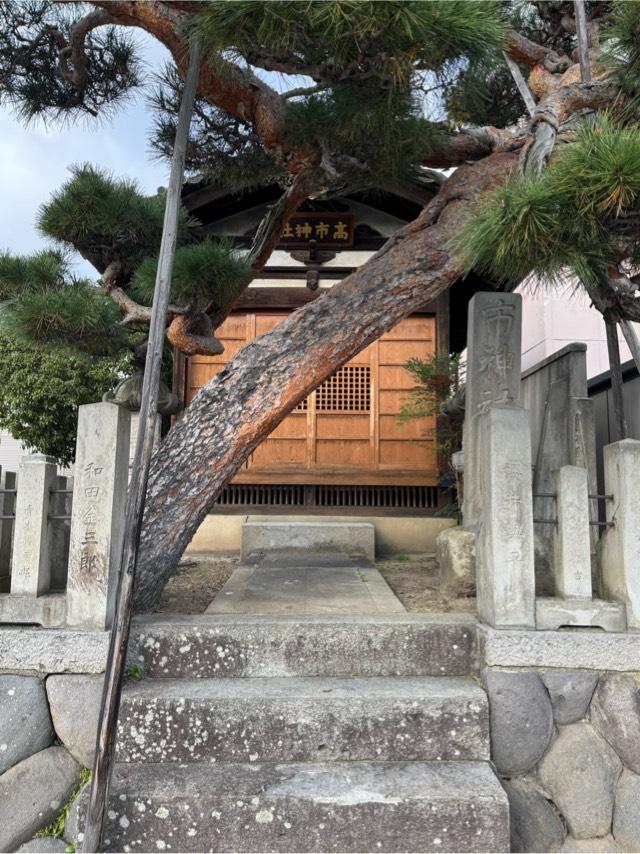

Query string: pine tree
[1,0,639,607]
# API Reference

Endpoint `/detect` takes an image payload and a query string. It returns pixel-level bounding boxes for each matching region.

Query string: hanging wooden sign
[278,212,355,248]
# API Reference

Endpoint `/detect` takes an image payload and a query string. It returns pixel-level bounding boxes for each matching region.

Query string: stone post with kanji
[462,292,523,531]
[65,402,130,628]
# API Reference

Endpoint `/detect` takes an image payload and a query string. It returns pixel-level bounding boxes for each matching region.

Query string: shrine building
[176,179,488,552]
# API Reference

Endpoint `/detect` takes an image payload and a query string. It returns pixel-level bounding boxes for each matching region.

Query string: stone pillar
[0,468,16,588]
[552,466,592,599]
[600,440,640,629]
[463,292,522,530]
[475,407,535,628]
[10,455,57,596]
[66,403,130,629]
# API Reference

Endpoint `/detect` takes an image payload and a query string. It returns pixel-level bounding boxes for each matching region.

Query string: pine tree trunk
[133,151,516,609]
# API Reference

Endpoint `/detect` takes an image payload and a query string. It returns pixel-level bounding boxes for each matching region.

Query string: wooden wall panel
[183,310,438,486]
[316,440,372,467]
[316,415,370,440]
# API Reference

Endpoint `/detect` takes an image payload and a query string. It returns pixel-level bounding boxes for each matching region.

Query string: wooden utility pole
[81,39,202,853]
[620,318,640,377]
[605,317,628,441]
[574,0,592,84]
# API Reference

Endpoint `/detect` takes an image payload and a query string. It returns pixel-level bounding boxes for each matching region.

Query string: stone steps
[101,615,507,852]
[99,761,509,853]
[117,676,489,765]
[129,615,477,679]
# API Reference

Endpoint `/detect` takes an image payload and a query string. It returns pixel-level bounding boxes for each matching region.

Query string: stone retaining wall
[0,671,103,852]
[484,666,640,853]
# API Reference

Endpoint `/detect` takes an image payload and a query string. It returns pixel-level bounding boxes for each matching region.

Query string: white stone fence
[0,403,130,629]
[463,292,640,633]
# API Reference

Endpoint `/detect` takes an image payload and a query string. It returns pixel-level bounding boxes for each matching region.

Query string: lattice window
[294,397,308,412]
[316,366,371,412]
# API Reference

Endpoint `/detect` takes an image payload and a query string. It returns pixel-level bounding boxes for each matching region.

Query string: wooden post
[619,319,640,376]
[81,39,201,853]
[574,0,592,84]
[605,318,627,441]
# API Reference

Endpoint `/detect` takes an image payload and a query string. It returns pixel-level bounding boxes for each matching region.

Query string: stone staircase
[95,615,508,853]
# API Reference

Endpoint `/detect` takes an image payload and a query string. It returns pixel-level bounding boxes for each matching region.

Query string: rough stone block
[600,439,640,628]
[535,598,626,632]
[0,594,67,628]
[539,723,622,839]
[478,625,640,672]
[241,521,375,561]
[612,769,640,852]
[0,675,54,774]
[591,673,640,775]
[117,676,489,764]
[437,527,476,596]
[0,627,109,675]
[541,670,599,726]
[560,836,623,853]
[502,777,565,854]
[484,670,553,775]
[0,746,79,852]
[75,761,511,853]
[17,838,69,853]
[46,674,104,767]
[475,407,536,628]
[130,614,478,679]
[552,466,592,598]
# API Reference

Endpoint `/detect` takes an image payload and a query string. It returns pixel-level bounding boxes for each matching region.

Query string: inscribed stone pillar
[552,466,592,599]
[600,440,640,629]
[475,407,535,628]
[66,403,130,629]
[10,455,57,596]
[463,292,522,531]
[0,468,16,587]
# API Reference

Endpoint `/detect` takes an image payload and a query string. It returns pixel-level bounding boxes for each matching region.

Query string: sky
[0,32,172,278]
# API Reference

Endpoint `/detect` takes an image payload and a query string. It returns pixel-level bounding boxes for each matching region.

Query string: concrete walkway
[206,551,405,616]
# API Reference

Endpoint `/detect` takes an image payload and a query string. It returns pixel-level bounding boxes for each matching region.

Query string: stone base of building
[187,513,456,557]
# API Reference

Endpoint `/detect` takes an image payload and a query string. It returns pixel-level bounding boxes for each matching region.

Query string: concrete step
[116,676,489,765]
[241,521,375,561]
[130,615,477,678]
[97,760,509,853]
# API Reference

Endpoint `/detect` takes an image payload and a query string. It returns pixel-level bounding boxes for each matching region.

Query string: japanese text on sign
[278,213,354,248]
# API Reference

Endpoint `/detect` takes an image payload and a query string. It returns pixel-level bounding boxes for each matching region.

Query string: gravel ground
[150,551,475,615]
[151,554,238,614]
[376,554,476,614]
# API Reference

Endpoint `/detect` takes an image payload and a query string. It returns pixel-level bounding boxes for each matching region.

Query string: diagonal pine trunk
[133,152,516,609]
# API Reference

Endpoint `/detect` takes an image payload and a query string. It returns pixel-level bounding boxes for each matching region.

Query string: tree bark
[133,151,516,609]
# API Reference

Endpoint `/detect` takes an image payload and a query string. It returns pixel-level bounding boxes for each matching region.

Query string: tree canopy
[3,0,640,605]
[3,1,640,361]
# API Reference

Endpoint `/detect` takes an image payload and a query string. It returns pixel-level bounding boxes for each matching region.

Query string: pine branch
[505,29,572,73]
[46,8,115,113]
[101,261,189,326]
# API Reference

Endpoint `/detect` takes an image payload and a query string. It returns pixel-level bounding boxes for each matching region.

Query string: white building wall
[518,280,640,379]
[0,430,29,473]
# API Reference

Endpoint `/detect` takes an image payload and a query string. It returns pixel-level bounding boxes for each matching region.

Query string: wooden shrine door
[183,311,438,486]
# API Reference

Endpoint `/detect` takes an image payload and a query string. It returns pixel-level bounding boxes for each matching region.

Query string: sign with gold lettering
[278,213,354,249]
